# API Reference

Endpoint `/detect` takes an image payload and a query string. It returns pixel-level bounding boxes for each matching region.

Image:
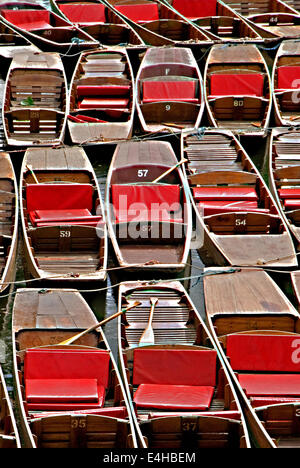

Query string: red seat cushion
[30,208,91,224]
[279,188,300,199]
[172,0,217,19]
[142,81,198,104]
[284,199,300,210]
[227,334,300,372]
[26,378,100,403]
[277,66,300,90]
[30,406,128,419]
[111,184,182,223]
[59,4,106,24]
[148,410,241,420]
[1,9,52,31]
[210,74,264,97]
[197,201,270,217]
[77,85,130,97]
[133,349,217,386]
[30,208,102,227]
[250,397,300,408]
[78,98,129,109]
[26,184,93,213]
[238,374,300,397]
[24,348,110,411]
[25,349,110,387]
[36,220,103,227]
[193,187,258,202]
[197,201,270,216]
[114,3,159,23]
[134,383,214,410]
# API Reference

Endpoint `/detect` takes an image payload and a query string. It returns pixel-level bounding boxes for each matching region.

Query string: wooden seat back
[141,415,243,448]
[29,225,101,253]
[30,414,132,448]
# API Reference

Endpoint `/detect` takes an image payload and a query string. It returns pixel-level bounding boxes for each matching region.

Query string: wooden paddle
[139,297,158,346]
[26,164,39,184]
[152,158,188,184]
[58,301,141,346]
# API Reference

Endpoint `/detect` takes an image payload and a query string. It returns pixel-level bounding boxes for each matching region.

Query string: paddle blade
[138,297,158,346]
[139,327,155,345]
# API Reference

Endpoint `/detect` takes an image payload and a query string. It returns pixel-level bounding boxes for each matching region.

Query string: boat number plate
[234,99,244,107]
[182,421,197,432]
[71,417,86,429]
[269,16,278,25]
[60,230,71,238]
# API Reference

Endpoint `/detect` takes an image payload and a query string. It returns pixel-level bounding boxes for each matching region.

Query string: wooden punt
[182,128,297,268]
[50,0,144,46]
[0,1,99,53]
[20,146,108,285]
[117,280,253,448]
[163,0,263,42]
[11,288,138,448]
[221,0,300,39]
[68,48,136,145]
[3,51,68,147]
[268,128,300,248]
[136,47,204,134]
[106,140,192,274]
[103,0,212,46]
[272,40,300,127]
[204,266,300,448]
[0,364,20,448]
[204,43,272,136]
[0,18,40,58]
[0,152,18,294]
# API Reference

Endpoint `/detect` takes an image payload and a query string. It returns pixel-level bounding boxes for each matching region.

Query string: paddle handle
[152,159,188,184]
[59,301,140,345]
[138,297,158,345]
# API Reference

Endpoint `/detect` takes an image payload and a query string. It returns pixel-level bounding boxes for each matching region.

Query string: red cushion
[193,187,258,202]
[77,85,130,97]
[26,184,93,213]
[148,410,241,420]
[24,349,110,388]
[26,378,99,403]
[279,188,300,199]
[78,98,129,109]
[30,208,91,224]
[172,0,217,19]
[1,9,52,30]
[59,4,106,23]
[238,374,300,397]
[133,349,217,386]
[210,74,264,97]
[250,397,300,408]
[284,199,300,210]
[114,3,159,23]
[36,220,103,227]
[111,184,182,223]
[112,184,180,209]
[277,66,300,90]
[142,81,198,104]
[227,334,300,372]
[133,383,214,410]
[197,201,270,217]
[30,406,128,419]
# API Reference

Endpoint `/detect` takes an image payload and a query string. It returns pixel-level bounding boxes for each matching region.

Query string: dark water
[0,0,295,441]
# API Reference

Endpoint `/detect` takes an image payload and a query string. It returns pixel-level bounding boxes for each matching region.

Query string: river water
[0,0,292,432]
